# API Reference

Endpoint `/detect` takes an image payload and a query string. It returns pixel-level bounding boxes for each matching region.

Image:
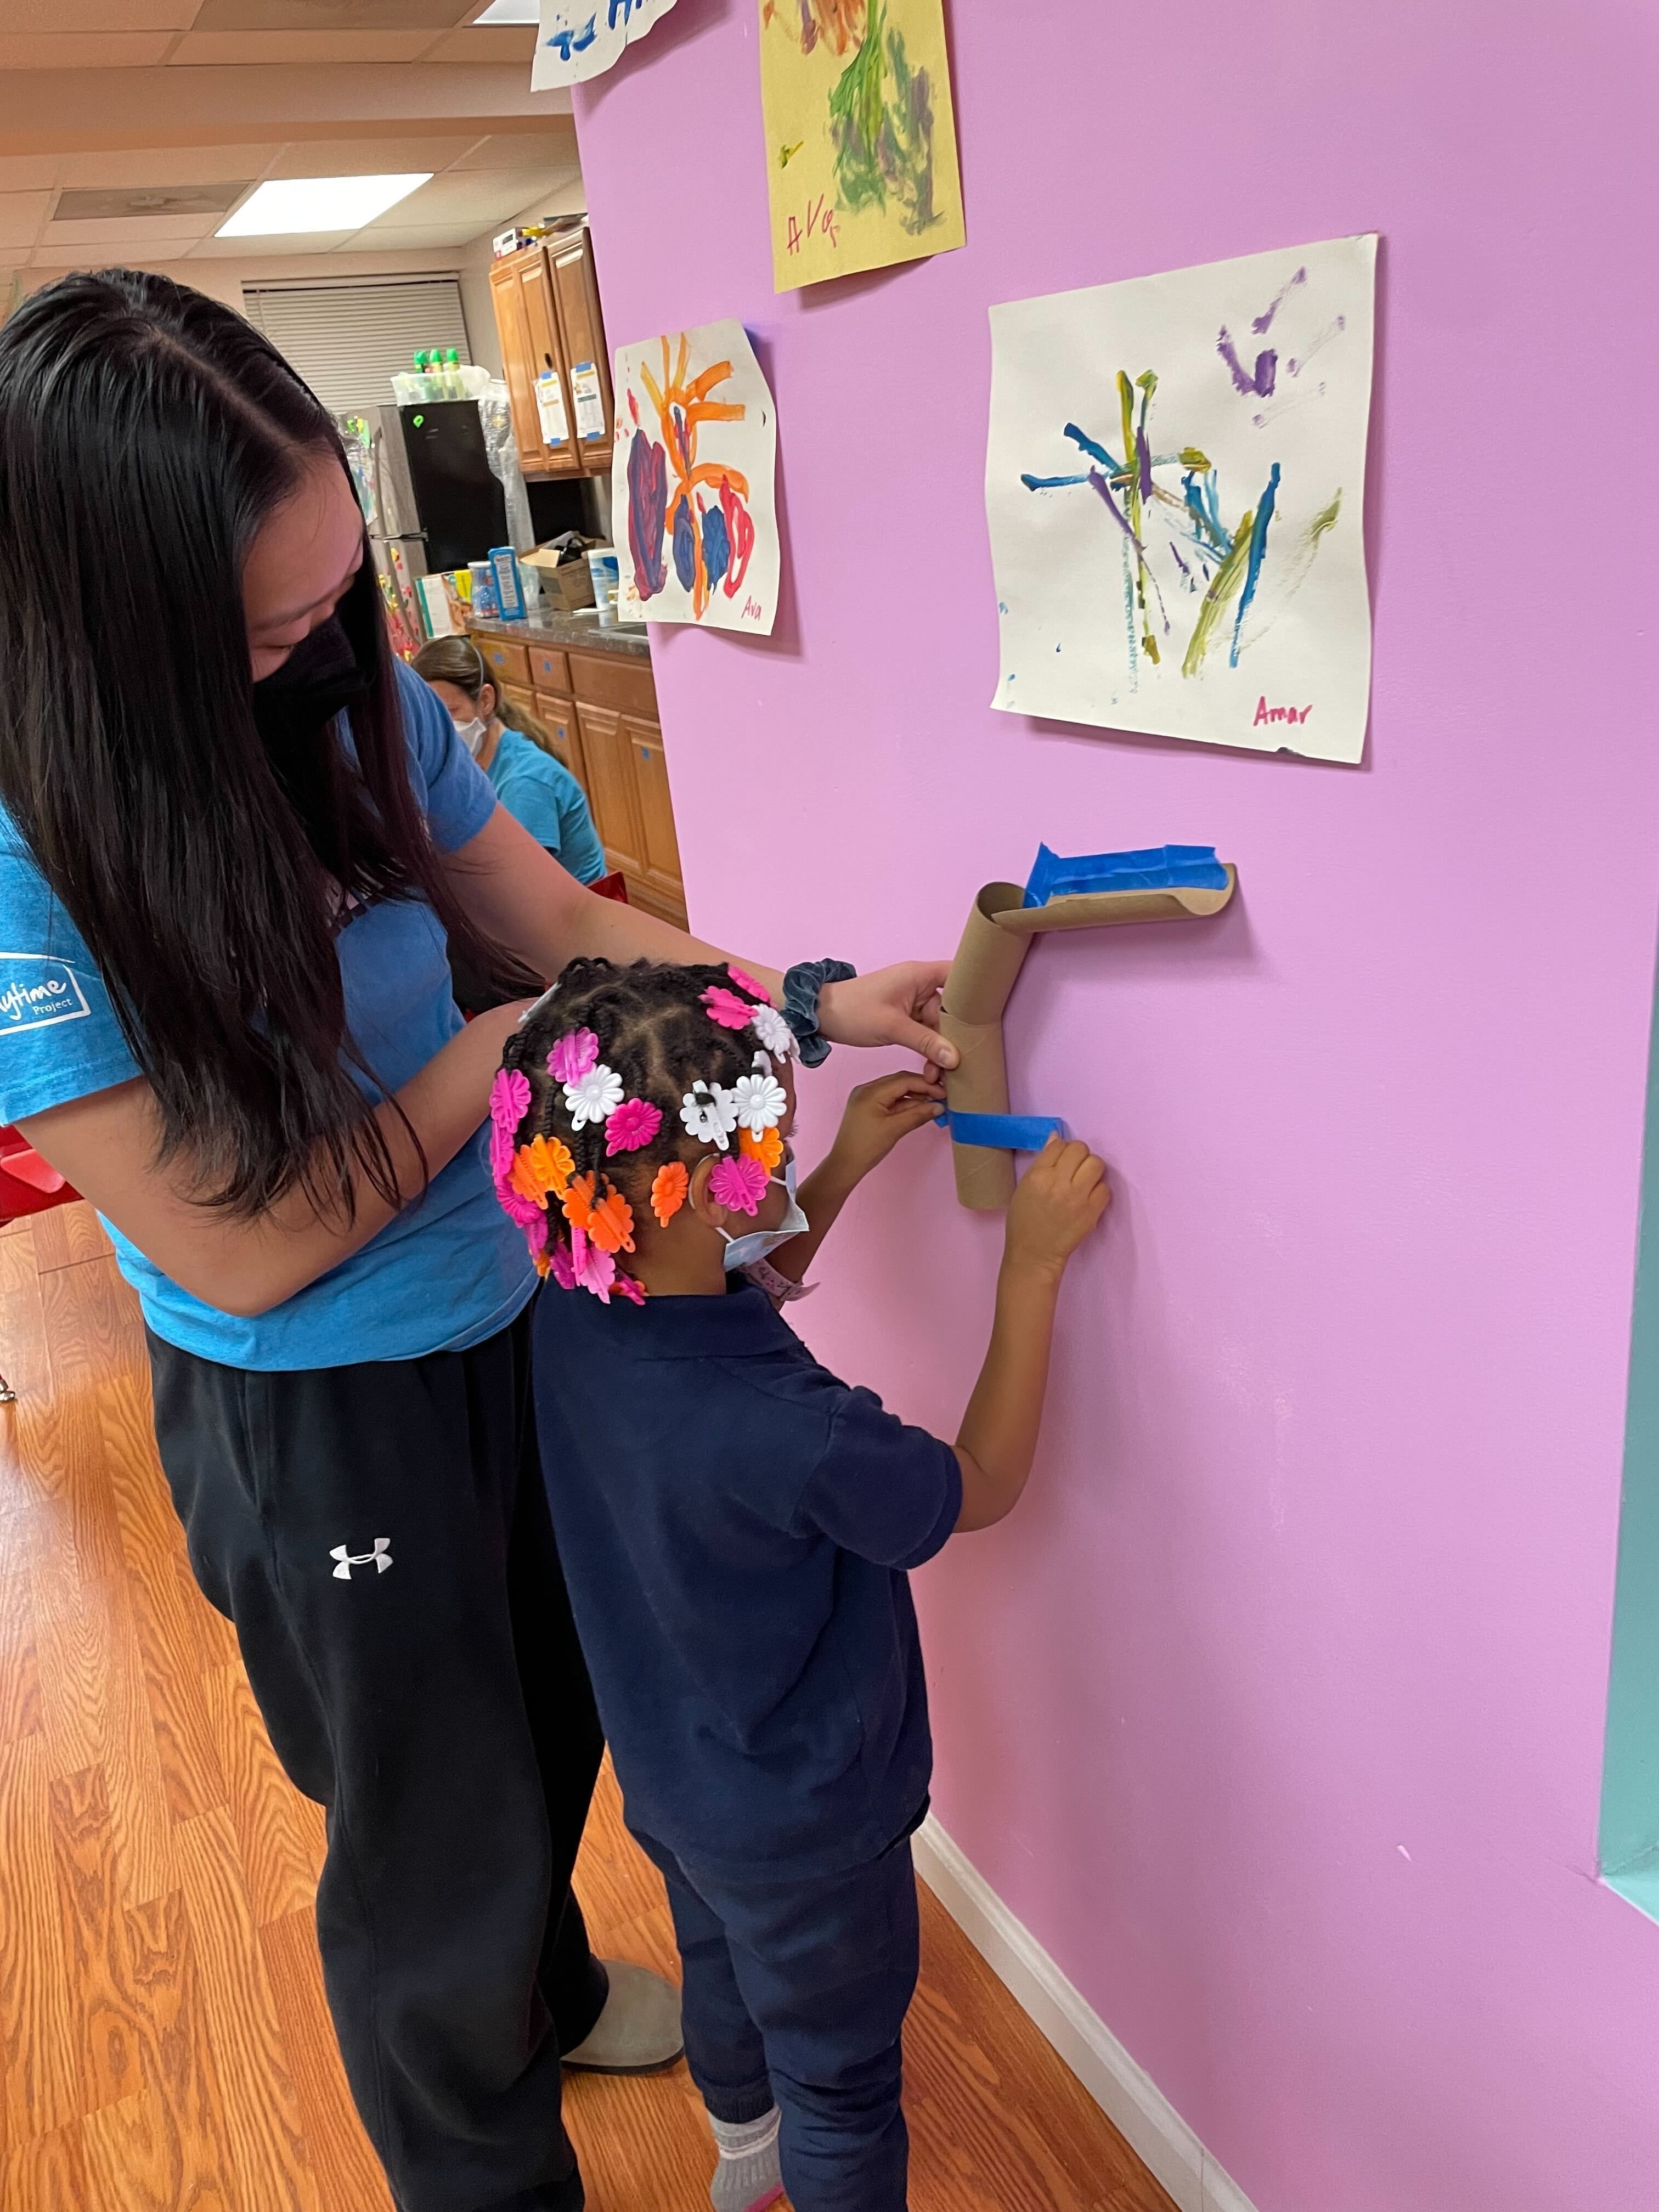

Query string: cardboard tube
[940,884,1036,1209]
[939,866,1238,1210]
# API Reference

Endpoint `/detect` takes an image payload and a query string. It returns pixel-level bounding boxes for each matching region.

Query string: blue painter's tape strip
[1021,841,1229,907]
[940,1111,1067,1151]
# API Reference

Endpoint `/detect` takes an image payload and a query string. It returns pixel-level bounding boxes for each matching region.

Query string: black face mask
[250,598,375,750]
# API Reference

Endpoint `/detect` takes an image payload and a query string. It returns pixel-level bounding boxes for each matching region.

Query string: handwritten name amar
[1254,697,1313,727]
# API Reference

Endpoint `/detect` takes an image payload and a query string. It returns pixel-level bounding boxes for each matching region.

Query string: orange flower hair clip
[650,1159,689,1226]
[739,1125,784,1175]
[509,1133,573,1209]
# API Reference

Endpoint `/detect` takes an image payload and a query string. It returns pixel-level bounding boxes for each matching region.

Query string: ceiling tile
[191,0,469,27]
[30,239,193,266]
[168,26,435,57]
[54,184,247,222]
[58,146,284,189]
[0,0,200,24]
[0,156,63,193]
[448,127,577,170]
[370,166,567,223]
[188,228,357,257]
[341,219,493,249]
[421,23,533,59]
[267,137,479,179]
[0,194,53,250]
[0,30,173,61]
[44,213,221,245]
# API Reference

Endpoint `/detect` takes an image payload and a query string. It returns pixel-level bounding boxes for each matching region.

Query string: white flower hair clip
[680,1080,739,1151]
[563,1062,625,1131]
[750,1002,796,1061]
[730,1060,787,1139]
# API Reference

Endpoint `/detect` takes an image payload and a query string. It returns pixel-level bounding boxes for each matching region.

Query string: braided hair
[495,957,786,1293]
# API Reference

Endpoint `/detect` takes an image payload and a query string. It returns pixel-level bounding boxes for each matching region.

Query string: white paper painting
[985,234,1376,764]
[531,0,676,90]
[612,319,780,637]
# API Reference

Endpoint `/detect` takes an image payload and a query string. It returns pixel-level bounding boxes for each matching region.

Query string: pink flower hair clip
[548,1223,647,1306]
[709,1152,769,1216]
[547,1029,600,1085]
[701,984,754,1031]
[605,1097,663,1154]
[488,1066,531,1182]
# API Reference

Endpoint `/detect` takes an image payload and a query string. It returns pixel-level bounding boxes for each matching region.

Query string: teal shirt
[486,727,607,884]
[0,659,535,1370]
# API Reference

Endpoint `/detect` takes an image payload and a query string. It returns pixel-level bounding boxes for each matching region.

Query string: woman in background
[414,635,606,887]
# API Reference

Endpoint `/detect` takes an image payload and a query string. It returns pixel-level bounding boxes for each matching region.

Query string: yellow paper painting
[757,0,965,293]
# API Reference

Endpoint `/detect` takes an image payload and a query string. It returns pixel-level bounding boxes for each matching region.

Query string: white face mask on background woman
[452,713,487,758]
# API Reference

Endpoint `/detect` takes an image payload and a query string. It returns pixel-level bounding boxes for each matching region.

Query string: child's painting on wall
[986,233,1378,765]
[612,319,781,638]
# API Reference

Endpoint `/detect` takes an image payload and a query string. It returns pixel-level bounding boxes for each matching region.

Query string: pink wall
[575,4,1659,2205]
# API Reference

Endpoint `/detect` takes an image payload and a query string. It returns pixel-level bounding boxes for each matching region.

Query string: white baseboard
[913,1816,1259,2212]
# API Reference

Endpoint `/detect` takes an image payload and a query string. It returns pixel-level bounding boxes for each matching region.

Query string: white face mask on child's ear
[720,1155,808,1274]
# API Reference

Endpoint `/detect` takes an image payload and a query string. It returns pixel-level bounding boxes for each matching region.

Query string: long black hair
[0,268,520,1219]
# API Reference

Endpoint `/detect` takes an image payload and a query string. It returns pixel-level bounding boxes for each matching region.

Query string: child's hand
[824,1069,946,1186]
[1003,1137,1110,1278]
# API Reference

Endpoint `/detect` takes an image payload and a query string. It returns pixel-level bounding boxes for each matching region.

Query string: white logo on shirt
[330,1538,393,1581]
[0,955,91,1033]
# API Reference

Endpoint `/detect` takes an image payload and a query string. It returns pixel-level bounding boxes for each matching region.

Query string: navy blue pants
[632,1827,919,2212]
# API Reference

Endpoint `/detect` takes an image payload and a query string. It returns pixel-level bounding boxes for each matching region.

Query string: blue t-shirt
[532,1279,963,1878]
[0,658,537,1370]
[487,728,607,884]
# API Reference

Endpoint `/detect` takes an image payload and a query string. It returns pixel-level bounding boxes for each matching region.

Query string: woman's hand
[816,964,957,1070]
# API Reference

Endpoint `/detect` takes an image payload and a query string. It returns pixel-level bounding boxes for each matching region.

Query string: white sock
[708,2105,782,2212]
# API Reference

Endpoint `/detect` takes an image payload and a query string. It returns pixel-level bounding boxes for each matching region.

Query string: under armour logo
[331,1539,392,1581]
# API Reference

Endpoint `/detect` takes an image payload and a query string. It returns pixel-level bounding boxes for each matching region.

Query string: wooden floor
[0,1203,1173,2212]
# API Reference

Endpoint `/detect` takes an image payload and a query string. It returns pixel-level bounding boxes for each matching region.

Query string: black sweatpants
[147,1302,607,2212]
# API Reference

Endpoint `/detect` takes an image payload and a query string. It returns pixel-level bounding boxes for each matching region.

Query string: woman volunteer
[0,269,956,2212]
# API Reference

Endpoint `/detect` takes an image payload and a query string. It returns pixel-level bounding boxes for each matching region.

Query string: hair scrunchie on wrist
[780,960,857,1067]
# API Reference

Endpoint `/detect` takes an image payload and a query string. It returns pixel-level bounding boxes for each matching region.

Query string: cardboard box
[523,547,597,613]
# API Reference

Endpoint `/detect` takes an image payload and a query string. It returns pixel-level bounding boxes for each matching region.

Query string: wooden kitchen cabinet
[470,617,686,927]
[500,683,556,758]
[478,635,532,691]
[488,228,612,482]
[628,719,684,913]
[575,701,646,883]
[489,245,579,481]
[533,691,585,789]
[549,229,614,472]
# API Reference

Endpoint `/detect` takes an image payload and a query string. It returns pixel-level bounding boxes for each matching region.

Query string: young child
[489,957,1109,2212]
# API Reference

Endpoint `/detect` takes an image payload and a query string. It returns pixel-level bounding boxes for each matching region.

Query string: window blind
[242,276,472,415]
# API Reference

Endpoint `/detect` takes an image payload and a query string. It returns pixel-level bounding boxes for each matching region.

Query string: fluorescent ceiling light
[217,173,433,238]
[472,0,538,18]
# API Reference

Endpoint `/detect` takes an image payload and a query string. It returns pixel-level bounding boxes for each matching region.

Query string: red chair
[0,1125,82,1403]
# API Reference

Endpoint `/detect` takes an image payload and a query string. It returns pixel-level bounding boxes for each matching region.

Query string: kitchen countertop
[471,606,652,662]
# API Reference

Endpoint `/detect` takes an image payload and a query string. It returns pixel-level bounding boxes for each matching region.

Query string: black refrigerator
[342,400,509,581]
